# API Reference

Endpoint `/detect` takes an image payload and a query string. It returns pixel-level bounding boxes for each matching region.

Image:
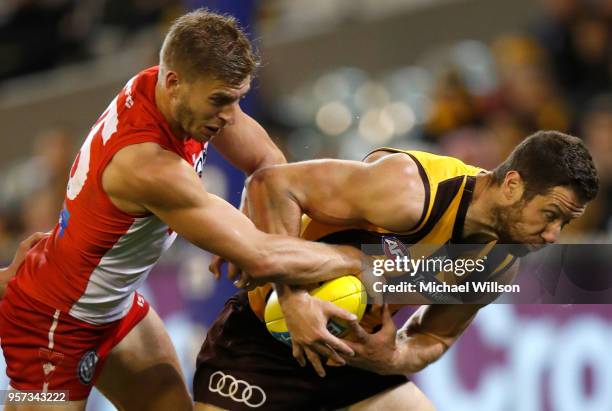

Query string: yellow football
[264,275,367,346]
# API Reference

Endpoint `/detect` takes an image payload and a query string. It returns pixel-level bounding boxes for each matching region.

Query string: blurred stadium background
[0,0,610,410]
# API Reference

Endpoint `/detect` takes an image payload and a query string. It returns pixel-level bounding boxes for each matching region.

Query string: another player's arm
[212,108,286,217]
[345,261,520,375]
[0,232,47,299]
[102,143,362,286]
[209,109,287,279]
[212,109,287,176]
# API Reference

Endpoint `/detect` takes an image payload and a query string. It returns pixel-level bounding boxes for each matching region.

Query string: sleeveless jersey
[14,66,207,324]
[248,149,517,330]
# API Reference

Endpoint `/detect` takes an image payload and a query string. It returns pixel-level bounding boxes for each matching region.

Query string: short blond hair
[160,9,258,85]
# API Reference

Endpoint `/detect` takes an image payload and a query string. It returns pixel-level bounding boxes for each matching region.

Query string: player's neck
[462,173,501,243]
[154,82,188,141]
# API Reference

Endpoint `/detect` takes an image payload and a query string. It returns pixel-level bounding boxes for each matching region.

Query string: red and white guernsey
[14,66,207,324]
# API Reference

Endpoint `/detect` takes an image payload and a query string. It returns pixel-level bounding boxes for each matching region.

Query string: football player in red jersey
[0,10,362,411]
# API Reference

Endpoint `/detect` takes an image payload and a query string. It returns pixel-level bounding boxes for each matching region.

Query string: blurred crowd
[430,0,611,235]
[264,0,611,237]
[424,0,611,235]
[0,0,183,81]
[0,0,610,262]
[0,127,73,261]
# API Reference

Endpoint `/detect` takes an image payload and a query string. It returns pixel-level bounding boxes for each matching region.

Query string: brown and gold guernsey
[248,149,517,331]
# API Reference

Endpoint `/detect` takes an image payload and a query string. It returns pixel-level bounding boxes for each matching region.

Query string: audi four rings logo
[208,371,267,408]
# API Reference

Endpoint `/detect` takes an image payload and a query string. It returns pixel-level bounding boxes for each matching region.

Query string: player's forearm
[254,238,363,284]
[386,306,475,374]
[385,307,459,374]
[399,304,481,349]
[392,332,448,374]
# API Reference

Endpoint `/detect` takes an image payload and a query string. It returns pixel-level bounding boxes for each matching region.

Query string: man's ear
[502,170,525,203]
[163,70,181,97]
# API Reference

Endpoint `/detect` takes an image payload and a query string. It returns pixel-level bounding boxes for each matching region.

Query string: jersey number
[66,76,136,200]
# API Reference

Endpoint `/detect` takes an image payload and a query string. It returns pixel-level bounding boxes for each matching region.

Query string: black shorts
[194,292,408,411]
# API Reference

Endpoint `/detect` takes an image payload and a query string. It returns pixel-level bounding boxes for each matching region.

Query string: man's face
[169,75,251,142]
[493,186,586,256]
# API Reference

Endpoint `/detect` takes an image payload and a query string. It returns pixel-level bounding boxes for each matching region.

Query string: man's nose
[541,222,561,244]
[217,102,238,125]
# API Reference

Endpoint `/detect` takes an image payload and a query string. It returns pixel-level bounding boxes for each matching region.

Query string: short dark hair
[492,130,599,203]
[160,9,259,85]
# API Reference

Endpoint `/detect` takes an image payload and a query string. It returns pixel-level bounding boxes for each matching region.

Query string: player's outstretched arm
[102,143,362,286]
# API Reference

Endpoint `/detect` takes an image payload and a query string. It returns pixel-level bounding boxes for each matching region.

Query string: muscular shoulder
[363,149,396,164]
[360,152,426,232]
[363,152,424,197]
[103,142,200,212]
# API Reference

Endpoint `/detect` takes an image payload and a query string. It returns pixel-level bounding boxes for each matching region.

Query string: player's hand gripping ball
[264,275,367,346]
